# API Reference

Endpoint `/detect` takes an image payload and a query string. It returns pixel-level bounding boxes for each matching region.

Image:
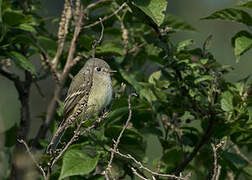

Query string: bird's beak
[109,69,117,74]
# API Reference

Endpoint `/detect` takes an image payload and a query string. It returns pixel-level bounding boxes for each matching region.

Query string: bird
[47,58,115,153]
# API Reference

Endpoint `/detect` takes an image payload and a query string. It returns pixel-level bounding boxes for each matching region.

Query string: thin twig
[86,0,113,10]
[128,42,147,54]
[233,143,252,164]
[211,141,224,180]
[18,139,47,180]
[131,167,148,180]
[107,93,137,168]
[111,149,190,180]
[50,118,89,167]
[83,2,127,29]
[92,18,104,58]
[174,111,216,175]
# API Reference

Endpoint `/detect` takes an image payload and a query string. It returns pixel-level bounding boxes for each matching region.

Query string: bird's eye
[96,67,101,72]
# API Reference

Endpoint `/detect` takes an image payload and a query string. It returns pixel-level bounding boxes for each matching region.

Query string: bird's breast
[87,76,112,115]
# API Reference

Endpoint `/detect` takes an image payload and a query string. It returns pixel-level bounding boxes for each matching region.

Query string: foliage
[0,0,252,180]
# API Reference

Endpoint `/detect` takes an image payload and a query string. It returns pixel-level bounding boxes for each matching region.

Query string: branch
[105,93,137,178]
[128,42,147,54]
[18,139,47,179]
[52,0,72,69]
[33,2,85,145]
[232,143,252,164]
[83,2,127,29]
[173,112,216,175]
[92,18,104,58]
[86,0,113,10]
[211,141,224,180]
[0,67,19,82]
[2,68,33,180]
[111,149,191,180]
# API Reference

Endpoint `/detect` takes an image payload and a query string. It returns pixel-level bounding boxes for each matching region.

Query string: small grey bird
[47,58,115,153]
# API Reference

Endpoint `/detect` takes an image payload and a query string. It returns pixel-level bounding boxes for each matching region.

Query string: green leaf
[2,10,26,26]
[17,24,36,33]
[161,14,196,31]
[8,51,36,75]
[223,151,247,167]
[243,165,252,177]
[119,68,141,92]
[78,34,94,50]
[133,0,167,26]
[177,39,194,52]
[231,30,252,63]
[238,1,252,8]
[38,36,57,57]
[149,70,161,84]
[96,42,123,56]
[59,149,100,179]
[194,75,213,84]
[221,91,234,112]
[140,88,157,103]
[201,8,252,26]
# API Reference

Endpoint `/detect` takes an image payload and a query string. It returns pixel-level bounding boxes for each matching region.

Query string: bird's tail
[46,122,66,154]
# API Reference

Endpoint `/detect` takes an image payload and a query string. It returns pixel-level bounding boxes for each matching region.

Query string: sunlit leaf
[177,39,194,52]
[221,91,234,112]
[231,30,252,63]
[59,149,100,179]
[194,75,213,84]
[132,0,167,26]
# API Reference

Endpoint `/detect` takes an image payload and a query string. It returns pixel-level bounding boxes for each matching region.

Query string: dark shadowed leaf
[8,51,36,75]
[161,14,196,31]
[2,10,26,26]
[38,36,57,57]
[223,151,247,167]
[238,1,252,8]
[201,8,252,26]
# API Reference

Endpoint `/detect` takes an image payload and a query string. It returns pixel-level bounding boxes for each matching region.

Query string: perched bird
[47,58,115,153]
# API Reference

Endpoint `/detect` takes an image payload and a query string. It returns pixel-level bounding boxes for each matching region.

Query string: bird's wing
[63,69,92,119]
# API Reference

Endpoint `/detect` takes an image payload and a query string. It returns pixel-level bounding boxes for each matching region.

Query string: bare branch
[107,93,137,167]
[62,6,84,80]
[0,67,19,82]
[174,111,216,175]
[233,143,252,164]
[104,93,137,178]
[211,141,224,180]
[34,2,85,145]
[128,42,147,54]
[111,149,190,180]
[18,139,47,180]
[131,167,148,180]
[92,18,104,58]
[83,2,127,29]
[52,0,72,69]
[86,0,113,10]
